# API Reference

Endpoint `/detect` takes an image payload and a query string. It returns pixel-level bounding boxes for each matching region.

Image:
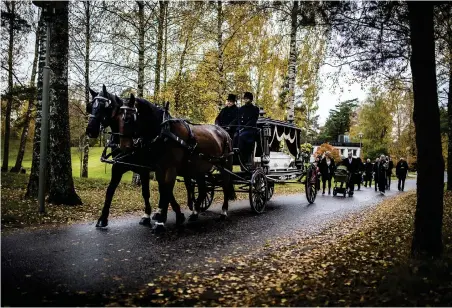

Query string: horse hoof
[139,217,151,226]
[152,224,166,234]
[219,214,227,221]
[96,218,108,228]
[152,213,161,221]
[176,213,186,226]
[188,214,198,222]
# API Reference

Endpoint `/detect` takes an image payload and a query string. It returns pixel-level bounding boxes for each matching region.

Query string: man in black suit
[230,92,260,169]
[386,156,394,190]
[215,93,238,139]
[373,157,380,191]
[364,158,373,188]
[342,151,358,196]
[396,157,409,191]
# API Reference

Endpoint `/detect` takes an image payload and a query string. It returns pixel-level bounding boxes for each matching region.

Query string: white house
[311,134,362,160]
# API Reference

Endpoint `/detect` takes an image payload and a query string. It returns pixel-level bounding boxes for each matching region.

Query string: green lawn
[2,139,133,182]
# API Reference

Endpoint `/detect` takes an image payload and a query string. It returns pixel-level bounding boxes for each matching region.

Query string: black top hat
[227,94,237,102]
[244,92,253,101]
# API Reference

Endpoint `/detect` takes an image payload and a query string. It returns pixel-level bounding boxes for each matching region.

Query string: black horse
[117,94,236,228]
[85,85,186,229]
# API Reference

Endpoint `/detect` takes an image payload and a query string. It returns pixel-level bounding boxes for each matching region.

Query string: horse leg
[170,193,185,227]
[184,177,194,211]
[189,175,206,222]
[139,172,152,226]
[153,168,177,233]
[220,159,236,220]
[96,164,124,228]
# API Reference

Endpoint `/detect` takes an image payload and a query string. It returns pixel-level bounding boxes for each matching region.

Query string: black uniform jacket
[215,105,238,127]
[396,160,409,179]
[320,157,336,179]
[342,157,359,174]
[365,162,373,177]
[386,160,394,175]
[230,103,259,142]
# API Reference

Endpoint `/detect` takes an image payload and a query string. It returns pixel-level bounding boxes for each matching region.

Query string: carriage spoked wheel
[249,168,268,214]
[305,167,318,204]
[190,181,215,212]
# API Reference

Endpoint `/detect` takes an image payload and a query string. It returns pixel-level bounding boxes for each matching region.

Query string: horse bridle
[89,95,113,128]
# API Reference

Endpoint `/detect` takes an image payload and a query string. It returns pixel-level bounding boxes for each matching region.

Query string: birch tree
[10,9,40,173]
[1,1,31,171]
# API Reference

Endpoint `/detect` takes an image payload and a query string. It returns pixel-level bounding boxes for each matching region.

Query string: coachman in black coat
[342,153,359,195]
[215,94,238,138]
[230,92,259,168]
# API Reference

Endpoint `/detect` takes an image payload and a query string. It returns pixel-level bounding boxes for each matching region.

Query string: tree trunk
[174,37,189,113]
[447,48,452,189]
[2,2,16,172]
[82,1,91,178]
[47,2,82,205]
[26,14,47,198]
[408,1,444,258]
[286,0,298,122]
[11,11,41,173]
[137,0,145,97]
[217,0,224,110]
[132,0,145,186]
[163,2,168,99]
[154,0,166,103]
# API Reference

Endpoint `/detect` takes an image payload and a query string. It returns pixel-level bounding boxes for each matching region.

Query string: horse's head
[86,84,121,138]
[118,93,139,150]
[118,93,165,151]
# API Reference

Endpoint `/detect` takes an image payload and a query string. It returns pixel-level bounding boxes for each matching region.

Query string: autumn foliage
[314,143,341,162]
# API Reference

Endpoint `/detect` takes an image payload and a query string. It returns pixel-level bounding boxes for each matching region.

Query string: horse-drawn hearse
[182,115,319,215]
[86,85,319,231]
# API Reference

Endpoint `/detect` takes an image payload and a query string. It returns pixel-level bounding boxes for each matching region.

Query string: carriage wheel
[249,168,268,214]
[191,181,215,212]
[305,168,317,204]
[266,182,275,201]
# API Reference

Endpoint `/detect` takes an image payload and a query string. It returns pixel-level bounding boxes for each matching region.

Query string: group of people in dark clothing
[215,92,411,195]
[317,151,409,196]
[215,92,260,168]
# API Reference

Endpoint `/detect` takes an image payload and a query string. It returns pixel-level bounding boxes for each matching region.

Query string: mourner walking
[356,157,364,190]
[231,92,260,169]
[320,151,336,195]
[215,93,238,138]
[386,156,394,190]
[377,154,388,195]
[364,158,373,188]
[373,157,380,191]
[396,157,409,191]
[342,152,358,196]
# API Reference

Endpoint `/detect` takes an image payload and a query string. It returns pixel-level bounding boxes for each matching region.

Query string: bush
[314,143,341,163]
[365,147,389,161]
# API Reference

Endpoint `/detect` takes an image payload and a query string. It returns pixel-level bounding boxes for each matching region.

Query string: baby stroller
[333,165,350,197]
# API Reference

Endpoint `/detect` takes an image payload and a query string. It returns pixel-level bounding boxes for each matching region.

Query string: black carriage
[184,114,319,214]
[99,108,319,215]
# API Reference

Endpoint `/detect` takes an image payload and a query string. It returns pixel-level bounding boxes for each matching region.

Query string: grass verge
[1,172,305,231]
[123,191,452,307]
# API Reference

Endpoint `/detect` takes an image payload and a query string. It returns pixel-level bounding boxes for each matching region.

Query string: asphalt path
[2,179,416,306]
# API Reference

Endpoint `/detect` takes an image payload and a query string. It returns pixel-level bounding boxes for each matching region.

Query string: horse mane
[135,97,165,119]
[99,89,123,107]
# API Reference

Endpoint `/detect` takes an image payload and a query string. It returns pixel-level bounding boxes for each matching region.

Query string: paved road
[2,180,416,306]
